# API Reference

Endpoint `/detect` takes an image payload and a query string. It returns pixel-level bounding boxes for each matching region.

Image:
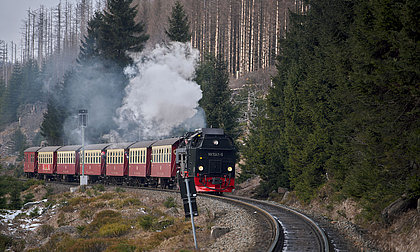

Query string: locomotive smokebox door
[178,177,198,217]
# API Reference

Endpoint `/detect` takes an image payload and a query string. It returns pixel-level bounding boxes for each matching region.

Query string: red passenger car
[150,138,181,188]
[37,146,61,179]
[24,147,42,177]
[128,140,155,186]
[105,143,135,183]
[80,144,110,181]
[56,145,82,181]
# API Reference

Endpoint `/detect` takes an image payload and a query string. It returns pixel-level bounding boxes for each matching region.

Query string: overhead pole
[79,109,88,186]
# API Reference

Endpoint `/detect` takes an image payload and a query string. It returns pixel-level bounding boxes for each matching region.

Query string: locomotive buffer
[177,146,198,249]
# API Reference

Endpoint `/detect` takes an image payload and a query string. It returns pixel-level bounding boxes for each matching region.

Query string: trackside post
[177,147,198,249]
[79,109,88,186]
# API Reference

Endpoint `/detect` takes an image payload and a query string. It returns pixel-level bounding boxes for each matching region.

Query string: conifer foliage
[0,60,43,127]
[99,0,149,68]
[195,55,240,139]
[40,99,67,146]
[166,1,191,43]
[77,11,103,64]
[242,0,419,217]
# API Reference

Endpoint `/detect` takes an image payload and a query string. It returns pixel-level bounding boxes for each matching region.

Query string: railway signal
[79,109,88,186]
[177,147,198,249]
[179,176,198,217]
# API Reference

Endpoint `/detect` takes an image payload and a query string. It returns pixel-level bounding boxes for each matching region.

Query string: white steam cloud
[112,42,205,140]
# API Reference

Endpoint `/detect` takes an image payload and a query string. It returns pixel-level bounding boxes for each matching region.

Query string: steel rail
[199,193,281,252]
[277,203,330,252]
[228,195,330,252]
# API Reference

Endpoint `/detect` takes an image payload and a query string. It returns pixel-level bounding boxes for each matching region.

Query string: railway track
[200,193,280,251]
[40,180,334,251]
[226,195,330,252]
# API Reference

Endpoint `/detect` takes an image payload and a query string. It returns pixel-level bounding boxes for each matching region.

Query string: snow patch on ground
[0,199,49,234]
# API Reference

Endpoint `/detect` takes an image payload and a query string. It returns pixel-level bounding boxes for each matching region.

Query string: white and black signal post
[79,109,88,186]
[176,147,198,249]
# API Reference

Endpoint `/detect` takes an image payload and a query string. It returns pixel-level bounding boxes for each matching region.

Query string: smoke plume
[111,42,205,140]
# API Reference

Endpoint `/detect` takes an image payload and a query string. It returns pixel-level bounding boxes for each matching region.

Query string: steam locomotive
[23,128,236,193]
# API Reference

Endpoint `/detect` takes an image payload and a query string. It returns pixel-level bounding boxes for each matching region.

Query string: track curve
[199,193,281,251]
[227,195,330,252]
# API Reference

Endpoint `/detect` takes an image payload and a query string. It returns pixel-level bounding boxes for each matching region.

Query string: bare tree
[38,6,45,64]
[11,0,305,78]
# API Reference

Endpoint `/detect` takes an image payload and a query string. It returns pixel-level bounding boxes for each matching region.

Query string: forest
[241,0,419,220]
[0,0,419,222]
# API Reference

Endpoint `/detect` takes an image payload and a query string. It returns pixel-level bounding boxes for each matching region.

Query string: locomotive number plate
[208,152,223,157]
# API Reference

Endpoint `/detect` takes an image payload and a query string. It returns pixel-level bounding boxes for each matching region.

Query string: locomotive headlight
[227,166,233,172]
[198,165,204,171]
[213,140,219,145]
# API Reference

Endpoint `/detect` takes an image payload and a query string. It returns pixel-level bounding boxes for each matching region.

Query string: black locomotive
[176,128,236,193]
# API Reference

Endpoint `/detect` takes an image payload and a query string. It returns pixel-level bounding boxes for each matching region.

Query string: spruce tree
[9,186,22,210]
[40,99,67,146]
[342,0,420,211]
[195,55,240,139]
[0,63,23,125]
[20,59,42,104]
[99,0,149,68]
[0,196,6,209]
[281,0,355,202]
[166,1,191,42]
[243,0,355,200]
[0,60,44,127]
[77,11,103,64]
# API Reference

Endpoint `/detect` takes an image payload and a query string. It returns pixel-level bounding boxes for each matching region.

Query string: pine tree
[0,60,44,127]
[165,1,191,42]
[20,59,42,104]
[243,0,355,200]
[281,0,355,202]
[0,196,6,209]
[195,55,240,139]
[9,186,22,210]
[99,0,149,68]
[240,98,290,196]
[77,11,103,64]
[0,63,23,126]
[342,0,420,212]
[40,99,67,146]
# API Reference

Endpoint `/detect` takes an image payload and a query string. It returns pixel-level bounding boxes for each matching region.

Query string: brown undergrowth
[21,186,212,252]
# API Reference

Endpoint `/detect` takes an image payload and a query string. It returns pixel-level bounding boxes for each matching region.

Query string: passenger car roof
[38,146,62,152]
[24,147,43,152]
[57,145,82,151]
[152,138,180,146]
[107,142,135,150]
[130,140,156,148]
[83,144,110,151]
